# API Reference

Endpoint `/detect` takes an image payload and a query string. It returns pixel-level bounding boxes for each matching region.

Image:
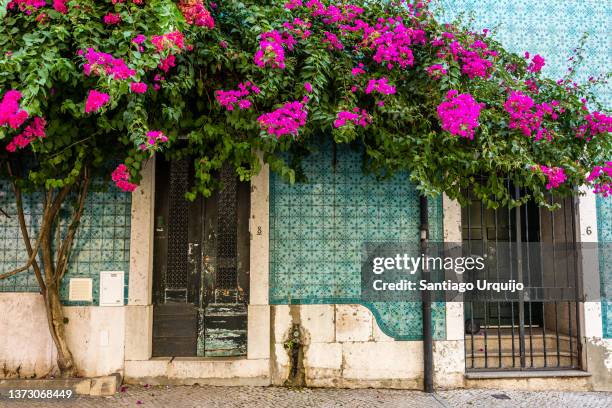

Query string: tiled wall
[0,178,131,306]
[269,137,446,340]
[439,0,610,105]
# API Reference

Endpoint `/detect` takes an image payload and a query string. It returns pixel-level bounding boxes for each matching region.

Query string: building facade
[0,0,611,391]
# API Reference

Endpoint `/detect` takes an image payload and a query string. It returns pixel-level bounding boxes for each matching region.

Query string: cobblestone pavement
[1,386,611,408]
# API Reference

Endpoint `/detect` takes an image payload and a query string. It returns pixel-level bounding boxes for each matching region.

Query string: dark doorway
[152,157,250,357]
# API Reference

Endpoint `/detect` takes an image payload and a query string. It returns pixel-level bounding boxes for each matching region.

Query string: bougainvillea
[85,90,110,113]
[365,78,396,95]
[426,64,447,79]
[258,100,308,138]
[334,108,371,128]
[130,82,148,94]
[526,53,545,73]
[81,48,136,80]
[536,165,567,190]
[0,90,28,129]
[437,90,484,140]
[215,82,260,111]
[253,30,293,69]
[6,117,46,152]
[179,0,214,28]
[111,164,138,192]
[586,162,612,196]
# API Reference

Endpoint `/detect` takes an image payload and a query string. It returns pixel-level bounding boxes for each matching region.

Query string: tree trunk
[44,284,77,378]
[39,199,79,378]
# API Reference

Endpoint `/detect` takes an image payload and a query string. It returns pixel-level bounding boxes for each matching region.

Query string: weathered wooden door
[152,158,250,357]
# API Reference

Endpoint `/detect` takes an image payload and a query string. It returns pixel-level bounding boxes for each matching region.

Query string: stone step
[466,350,579,370]
[465,333,576,354]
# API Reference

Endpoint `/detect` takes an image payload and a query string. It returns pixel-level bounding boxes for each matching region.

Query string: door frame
[123,154,271,383]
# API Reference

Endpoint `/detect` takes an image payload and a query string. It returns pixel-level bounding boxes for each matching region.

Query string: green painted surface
[269,137,446,340]
[0,178,131,306]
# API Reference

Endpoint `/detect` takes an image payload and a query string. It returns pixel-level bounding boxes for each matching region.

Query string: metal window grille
[463,181,581,371]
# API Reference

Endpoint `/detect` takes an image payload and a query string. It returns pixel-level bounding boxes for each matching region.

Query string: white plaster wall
[0,293,125,378]
[0,293,56,378]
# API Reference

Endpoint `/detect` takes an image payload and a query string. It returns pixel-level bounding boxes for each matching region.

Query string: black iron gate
[152,158,250,357]
[463,184,582,371]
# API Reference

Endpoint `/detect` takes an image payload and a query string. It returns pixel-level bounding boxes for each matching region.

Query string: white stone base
[124,358,270,386]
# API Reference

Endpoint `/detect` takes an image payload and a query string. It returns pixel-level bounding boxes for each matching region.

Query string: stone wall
[270,304,464,389]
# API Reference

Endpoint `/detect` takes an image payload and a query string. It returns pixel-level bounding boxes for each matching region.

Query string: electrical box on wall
[99,271,125,306]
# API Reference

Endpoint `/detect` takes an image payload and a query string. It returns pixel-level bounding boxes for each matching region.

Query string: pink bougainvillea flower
[130,82,148,94]
[151,31,186,52]
[132,34,146,45]
[282,18,312,40]
[215,82,259,111]
[576,111,612,140]
[536,165,567,190]
[111,164,138,192]
[52,0,68,13]
[360,19,418,69]
[158,55,177,72]
[178,0,215,28]
[504,91,559,140]
[85,90,110,113]
[103,13,121,25]
[437,90,484,140]
[426,64,447,79]
[460,49,493,79]
[0,90,29,129]
[6,0,46,12]
[504,90,535,135]
[5,117,46,152]
[238,100,252,109]
[365,77,396,95]
[145,130,168,146]
[304,82,313,93]
[527,54,545,73]
[351,63,365,76]
[334,108,371,128]
[82,48,136,80]
[434,37,495,79]
[284,0,302,9]
[322,31,343,50]
[587,162,612,196]
[253,30,294,69]
[257,100,308,138]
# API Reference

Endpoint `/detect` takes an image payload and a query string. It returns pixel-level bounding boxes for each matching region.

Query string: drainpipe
[420,195,434,393]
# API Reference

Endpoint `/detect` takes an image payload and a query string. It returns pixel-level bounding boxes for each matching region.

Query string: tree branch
[5,160,46,291]
[0,239,40,280]
[56,166,90,282]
